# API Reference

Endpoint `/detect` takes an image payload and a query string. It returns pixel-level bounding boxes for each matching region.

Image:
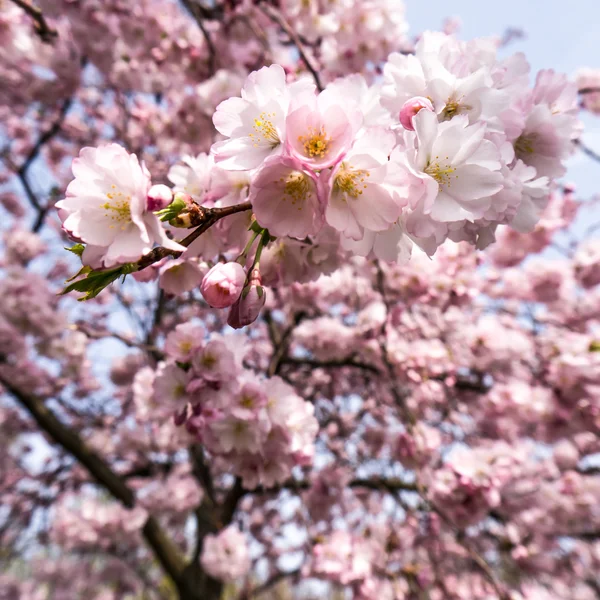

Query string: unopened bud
[399,96,435,131]
[227,269,267,329]
[147,184,173,211]
[200,262,246,308]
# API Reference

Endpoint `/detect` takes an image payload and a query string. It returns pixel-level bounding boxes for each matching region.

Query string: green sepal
[589,341,600,352]
[65,243,85,257]
[156,196,187,222]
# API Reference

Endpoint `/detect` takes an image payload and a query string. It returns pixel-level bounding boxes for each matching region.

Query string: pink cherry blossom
[56,144,184,267]
[200,262,246,308]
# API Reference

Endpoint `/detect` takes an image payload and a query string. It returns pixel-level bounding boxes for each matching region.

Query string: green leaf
[60,263,137,301]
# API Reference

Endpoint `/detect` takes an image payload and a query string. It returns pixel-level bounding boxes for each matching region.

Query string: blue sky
[407,0,600,197]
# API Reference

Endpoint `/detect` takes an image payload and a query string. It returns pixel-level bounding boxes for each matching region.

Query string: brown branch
[0,373,187,587]
[281,356,380,374]
[264,311,306,377]
[574,138,600,163]
[180,0,217,73]
[9,0,57,43]
[10,97,73,231]
[136,201,252,271]
[258,3,324,92]
[579,87,600,95]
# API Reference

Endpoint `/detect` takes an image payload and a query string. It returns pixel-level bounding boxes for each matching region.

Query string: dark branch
[136,201,253,271]
[258,3,324,92]
[0,374,187,586]
[9,0,57,43]
[180,0,217,73]
[281,356,380,375]
[579,87,600,95]
[574,138,600,163]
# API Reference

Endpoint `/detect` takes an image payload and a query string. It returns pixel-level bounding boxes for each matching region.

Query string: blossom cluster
[211,32,579,262]
[152,323,318,489]
[56,32,581,324]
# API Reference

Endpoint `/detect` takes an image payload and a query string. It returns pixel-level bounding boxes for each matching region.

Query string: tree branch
[0,373,187,587]
[258,3,324,91]
[9,0,57,43]
[574,138,600,163]
[136,201,252,271]
[180,0,217,74]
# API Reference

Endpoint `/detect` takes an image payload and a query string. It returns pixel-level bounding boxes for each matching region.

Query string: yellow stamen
[281,171,312,207]
[250,112,280,148]
[333,163,370,199]
[424,155,458,187]
[298,126,330,159]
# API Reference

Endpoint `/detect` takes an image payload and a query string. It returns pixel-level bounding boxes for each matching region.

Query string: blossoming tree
[1,1,600,599]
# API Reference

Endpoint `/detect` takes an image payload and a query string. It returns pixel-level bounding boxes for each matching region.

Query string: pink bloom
[146,184,173,211]
[200,262,246,308]
[401,110,505,222]
[285,88,359,170]
[191,338,236,382]
[56,144,184,267]
[211,64,315,170]
[399,96,434,131]
[168,153,213,202]
[164,323,206,363]
[200,526,251,582]
[153,363,192,405]
[159,258,204,295]
[249,155,323,238]
[324,127,404,240]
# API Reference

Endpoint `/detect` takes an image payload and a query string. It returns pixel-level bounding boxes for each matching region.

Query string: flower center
[514,133,537,157]
[101,185,132,228]
[333,163,370,199]
[298,126,330,159]
[201,353,216,368]
[424,156,457,187]
[240,395,255,409]
[249,112,280,148]
[179,340,193,353]
[282,171,312,205]
[441,98,472,121]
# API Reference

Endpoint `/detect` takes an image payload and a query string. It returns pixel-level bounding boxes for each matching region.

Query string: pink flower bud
[227,269,267,329]
[147,184,173,211]
[399,96,435,131]
[200,262,246,308]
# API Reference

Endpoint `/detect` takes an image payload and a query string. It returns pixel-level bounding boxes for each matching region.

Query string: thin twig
[258,3,324,91]
[579,87,600,95]
[136,201,252,271]
[575,138,600,163]
[9,0,57,43]
[180,0,217,73]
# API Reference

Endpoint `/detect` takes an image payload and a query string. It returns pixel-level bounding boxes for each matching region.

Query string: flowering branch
[9,0,57,43]
[136,200,253,270]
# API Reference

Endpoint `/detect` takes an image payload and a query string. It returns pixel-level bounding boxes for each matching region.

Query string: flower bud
[399,96,434,131]
[227,269,267,329]
[147,184,173,211]
[200,262,246,308]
